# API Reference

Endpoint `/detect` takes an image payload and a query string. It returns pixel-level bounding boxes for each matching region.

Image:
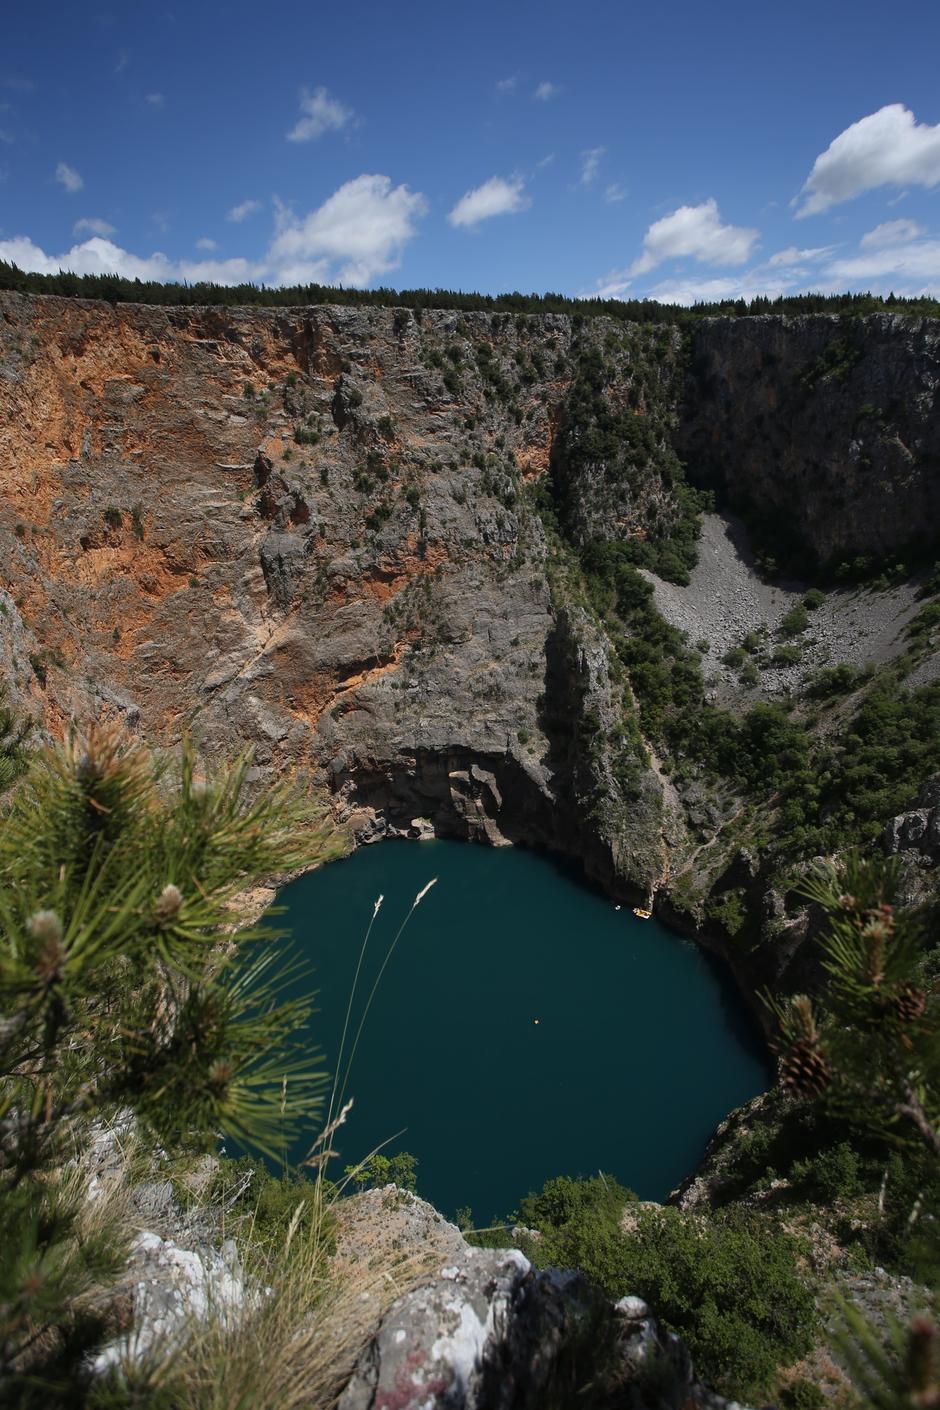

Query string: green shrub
[790,1141,863,1202]
[781,1377,826,1410]
[522,1178,816,1401]
[802,588,825,611]
[103,507,122,530]
[780,605,809,637]
[723,647,746,668]
[807,663,861,698]
[344,1151,418,1192]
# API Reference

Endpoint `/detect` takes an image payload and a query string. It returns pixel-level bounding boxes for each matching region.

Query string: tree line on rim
[1,258,938,323]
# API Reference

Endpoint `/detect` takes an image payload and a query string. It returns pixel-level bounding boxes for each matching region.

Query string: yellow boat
[632,906,652,920]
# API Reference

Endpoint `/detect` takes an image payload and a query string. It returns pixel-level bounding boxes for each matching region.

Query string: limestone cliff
[680,313,940,567]
[1,293,938,925]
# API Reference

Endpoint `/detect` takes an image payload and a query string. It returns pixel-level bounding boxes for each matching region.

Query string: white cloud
[580,147,604,186]
[227,198,262,223]
[533,81,560,101]
[629,198,758,276]
[114,51,128,74]
[859,218,926,249]
[448,175,529,228]
[604,182,626,203]
[824,238,940,293]
[195,236,218,251]
[641,272,797,305]
[795,104,940,217]
[144,91,164,107]
[73,217,116,237]
[2,173,426,291]
[55,162,83,194]
[593,269,632,299]
[766,244,835,267]
[266,173,426,285]
[0,234,256,284]
[495,76,517,93]
[287,85,353,142]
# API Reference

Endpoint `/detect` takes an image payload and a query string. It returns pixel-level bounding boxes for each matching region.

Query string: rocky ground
[645,512,929,703]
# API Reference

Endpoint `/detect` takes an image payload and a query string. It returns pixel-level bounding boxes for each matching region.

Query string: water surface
[275,839,768,1221]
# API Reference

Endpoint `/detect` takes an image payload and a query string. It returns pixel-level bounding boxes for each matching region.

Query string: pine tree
[0,725,341,1398]
[768,855,939,1157]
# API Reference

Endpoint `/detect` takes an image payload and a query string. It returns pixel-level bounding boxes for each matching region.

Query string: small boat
[632,906,653,920]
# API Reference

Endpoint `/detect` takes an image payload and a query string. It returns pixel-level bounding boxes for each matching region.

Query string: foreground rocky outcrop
[95,1171,744,1410]
[339,1228,738,1410]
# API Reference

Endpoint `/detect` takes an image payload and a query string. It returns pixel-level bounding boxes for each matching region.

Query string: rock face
[337,1191,740,1410]
[679,314,940,567]
[1,294,939,911]
[884,776,940,857]
[0,293,669,895]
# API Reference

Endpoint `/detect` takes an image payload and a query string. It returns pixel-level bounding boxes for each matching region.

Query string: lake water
[273,838,769,1223]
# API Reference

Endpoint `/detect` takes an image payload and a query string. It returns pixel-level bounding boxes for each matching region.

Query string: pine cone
[779,1038,831,1098]
[896,982,927,1023]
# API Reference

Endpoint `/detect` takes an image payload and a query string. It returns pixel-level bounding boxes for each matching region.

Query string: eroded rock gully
[1,293,938,961]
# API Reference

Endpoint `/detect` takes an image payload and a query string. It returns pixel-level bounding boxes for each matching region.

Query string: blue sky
[1,0,939,303]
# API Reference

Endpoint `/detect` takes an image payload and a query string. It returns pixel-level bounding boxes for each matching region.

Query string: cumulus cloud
[593,222,940,306]
[73,217,115,237]
[196,237,218,250]
[533,81,560,101]
[495,76,517,93]
[580,147,605,186]
[55,162,83,193]
[448,175,529,228]
[2,173,427,291]
[266,173,426,285]
[287,85,354,142]
[629,198,758,276]
[859,218,926,249]
[795,105,940,217]
[0,234,258,284]
[227,198,262,223]
[604,182,626,203]
[144,92,164,107]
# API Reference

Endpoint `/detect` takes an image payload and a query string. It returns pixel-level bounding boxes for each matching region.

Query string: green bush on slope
[516,1175,816,1401]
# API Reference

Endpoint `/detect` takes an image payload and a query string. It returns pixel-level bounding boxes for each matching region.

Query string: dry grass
[104,1179,446,1410]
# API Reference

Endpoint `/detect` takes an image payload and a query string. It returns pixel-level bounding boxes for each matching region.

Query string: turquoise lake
[273,839,769,1222]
